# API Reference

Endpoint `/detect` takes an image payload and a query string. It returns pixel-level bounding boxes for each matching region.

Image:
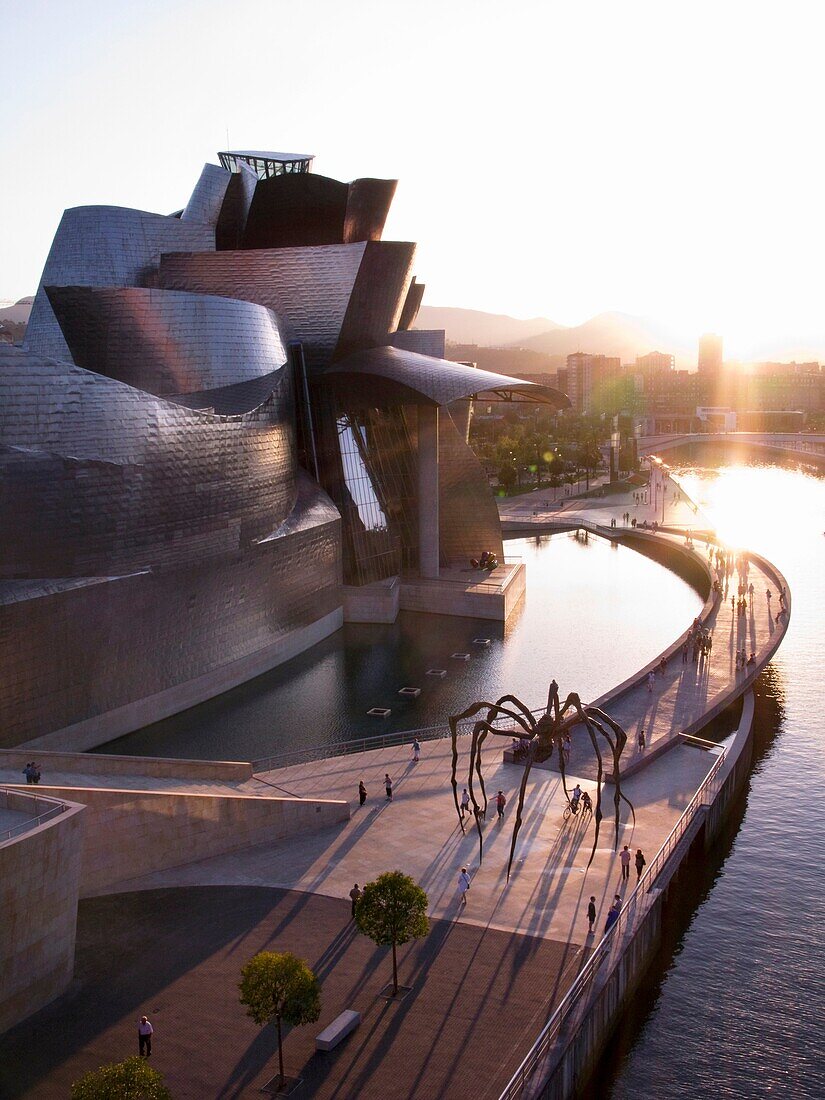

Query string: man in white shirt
[138,1015,154,1057]
[458,867,471,906]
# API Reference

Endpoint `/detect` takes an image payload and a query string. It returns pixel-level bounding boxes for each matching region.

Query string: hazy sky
[3,0,824,358]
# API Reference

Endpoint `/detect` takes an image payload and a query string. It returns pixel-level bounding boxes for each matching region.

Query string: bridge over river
[639,430,825,465]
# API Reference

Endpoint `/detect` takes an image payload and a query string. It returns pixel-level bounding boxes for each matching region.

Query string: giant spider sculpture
[449,680,635,876]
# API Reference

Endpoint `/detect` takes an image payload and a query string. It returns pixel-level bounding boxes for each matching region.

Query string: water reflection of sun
[672,463,822,557]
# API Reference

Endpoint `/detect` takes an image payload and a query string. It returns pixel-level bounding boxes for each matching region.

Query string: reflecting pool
[97,532,703,761]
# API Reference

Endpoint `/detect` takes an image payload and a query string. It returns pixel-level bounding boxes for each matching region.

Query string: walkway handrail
[0,786,68,843]
[497,745,727,1100]
[252,708,547,775]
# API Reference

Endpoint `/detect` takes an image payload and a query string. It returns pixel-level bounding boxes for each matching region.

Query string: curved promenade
[0,478,791,1099]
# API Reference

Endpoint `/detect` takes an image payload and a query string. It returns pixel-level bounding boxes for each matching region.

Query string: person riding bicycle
[570,784,582,813]
[581,790,592,815]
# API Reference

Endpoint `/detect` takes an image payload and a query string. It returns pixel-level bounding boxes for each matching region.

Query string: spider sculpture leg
[472,700,536,858]
[475,693,539,817]
[449,713,464,832]
[449,700,536,859]
[557,694,611,867]
[587,706,636,826]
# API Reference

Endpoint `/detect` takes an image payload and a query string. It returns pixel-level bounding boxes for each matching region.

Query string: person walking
[458,867,471,906]
[384,774,393,801]
[604,897,621,933]
[459,787,470,819]
[358,780,367,807]
[635,848,646,881]
[587,896,597,934]
[647,671,655,693]
[349,883,362,918]
[496,790,506,820]
[412,738,421,763]
[138,1015,154,1058]
[637,728,646,752]
[620,845,631,881]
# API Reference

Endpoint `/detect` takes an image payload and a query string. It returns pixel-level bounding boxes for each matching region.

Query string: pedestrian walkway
[0,887,583,1100]
[106,732,717,950]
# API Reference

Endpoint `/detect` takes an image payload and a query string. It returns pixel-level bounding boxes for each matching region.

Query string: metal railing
[252,708,545,775]
[0,787,68,843]
[497,745,727,1100]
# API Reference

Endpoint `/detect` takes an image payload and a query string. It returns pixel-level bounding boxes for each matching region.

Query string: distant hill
[416,306,695,366]
[517,311,693,365]
[415,306,560,347]
[0,297,33,326]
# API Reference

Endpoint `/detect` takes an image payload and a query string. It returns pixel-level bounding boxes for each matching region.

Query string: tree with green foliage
[70,1055,172,1099]
[239,951,321,1088]
[355,870,429,995]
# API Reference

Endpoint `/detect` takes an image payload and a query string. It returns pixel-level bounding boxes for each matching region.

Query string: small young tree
[71,1055,172,1099]
[355,870,429,995]
[238,951,321,1088]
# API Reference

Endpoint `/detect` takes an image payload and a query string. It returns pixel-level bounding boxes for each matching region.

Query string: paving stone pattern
[0,887,581,1100]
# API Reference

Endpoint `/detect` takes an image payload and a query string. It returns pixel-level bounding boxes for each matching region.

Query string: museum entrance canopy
[321,345,571,409]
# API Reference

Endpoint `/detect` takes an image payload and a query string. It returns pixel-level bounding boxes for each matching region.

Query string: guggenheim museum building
[0,150,567,752]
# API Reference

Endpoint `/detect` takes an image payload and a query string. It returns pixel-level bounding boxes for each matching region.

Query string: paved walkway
[104,735,717,949]
[498,466,713,534]
[0,888,582,1100]
[0,472,790,1099]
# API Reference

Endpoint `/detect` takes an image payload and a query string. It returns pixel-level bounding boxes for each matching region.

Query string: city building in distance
[698,332,723,374]
[0,149,568,753]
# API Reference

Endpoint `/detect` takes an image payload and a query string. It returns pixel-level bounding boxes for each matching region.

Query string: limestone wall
[0,748,253,782]
[6,786,349,897]
[0,792,85,1034]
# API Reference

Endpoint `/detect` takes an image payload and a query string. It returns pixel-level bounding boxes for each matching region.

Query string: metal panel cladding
[46,287,288,398]
[0,347,297,577]
[24,206,215,363]
[159,244,368,369]
[181,163,233,225]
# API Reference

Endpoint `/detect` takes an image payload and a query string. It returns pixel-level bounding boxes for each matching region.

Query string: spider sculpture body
[449,680,635,876]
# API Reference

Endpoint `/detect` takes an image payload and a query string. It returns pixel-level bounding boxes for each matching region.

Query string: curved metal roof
[322,345,571,409]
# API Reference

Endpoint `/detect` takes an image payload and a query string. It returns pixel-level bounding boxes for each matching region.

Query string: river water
[604,463,825,1100]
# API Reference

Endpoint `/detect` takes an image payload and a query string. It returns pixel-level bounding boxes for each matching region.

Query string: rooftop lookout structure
[217,149,315,177]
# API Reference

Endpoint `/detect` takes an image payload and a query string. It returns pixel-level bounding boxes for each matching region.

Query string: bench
[315,1009,361,1051]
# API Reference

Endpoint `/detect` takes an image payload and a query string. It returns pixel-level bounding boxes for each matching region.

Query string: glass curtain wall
[314,391,420,585]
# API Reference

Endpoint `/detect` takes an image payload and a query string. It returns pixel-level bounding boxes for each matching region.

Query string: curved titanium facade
[2,147,568,751]
[398,278,425,331]
[159,240,415,371]
[242,174,396,249]
[324,345,568,407]
[0,474,341,748]
[181,163,233,225]
[46,287,288,397]
[0,347,297,578]
[24,206,215,363]
[160,244,367,369]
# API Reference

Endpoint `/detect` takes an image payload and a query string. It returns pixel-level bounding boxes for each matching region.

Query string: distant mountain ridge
[416,305,693,366]
[415,306,560,347]
[0,297,33,326]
